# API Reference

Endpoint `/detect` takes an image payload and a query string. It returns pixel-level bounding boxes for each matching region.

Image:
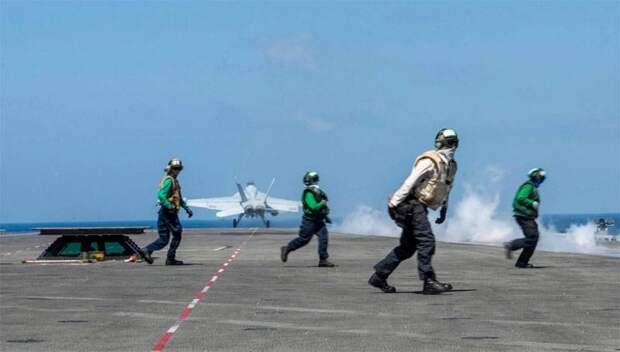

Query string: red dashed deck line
[152,229,257,352]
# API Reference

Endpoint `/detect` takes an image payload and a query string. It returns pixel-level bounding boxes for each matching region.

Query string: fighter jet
[186,179,300,228]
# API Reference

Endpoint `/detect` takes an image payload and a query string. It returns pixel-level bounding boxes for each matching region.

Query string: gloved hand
[435,206,447,224]
[184,206,193,218]
[325,216,332,224]
[322,206,330,216]
[532,201,539,210]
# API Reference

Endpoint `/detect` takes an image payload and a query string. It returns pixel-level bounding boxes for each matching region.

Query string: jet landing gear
[260,215,271,228]
[233,214,244,228]
[232,214,271,228]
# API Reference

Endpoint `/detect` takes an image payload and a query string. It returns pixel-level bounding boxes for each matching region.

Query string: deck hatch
[37,234,142,260]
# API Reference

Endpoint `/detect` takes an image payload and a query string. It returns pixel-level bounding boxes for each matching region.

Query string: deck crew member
[280,171,335,267]
[142,158,193,265]
[504,168,546,268]
[369,128,459,294]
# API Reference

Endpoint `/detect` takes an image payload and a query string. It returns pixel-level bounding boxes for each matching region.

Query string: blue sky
[1,1,618,223]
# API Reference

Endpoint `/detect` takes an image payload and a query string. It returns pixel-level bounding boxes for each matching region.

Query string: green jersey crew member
[369,128,459,295]
[280,171,335,267]
[142,158,193,265]
[504,168,546,268]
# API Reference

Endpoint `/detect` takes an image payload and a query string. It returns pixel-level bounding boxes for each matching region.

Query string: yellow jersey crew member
[141,158,193,265]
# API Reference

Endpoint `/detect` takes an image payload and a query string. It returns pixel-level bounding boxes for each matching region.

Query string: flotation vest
[413,150,457,210]
[302,185,329,218]
[160,175,182,208]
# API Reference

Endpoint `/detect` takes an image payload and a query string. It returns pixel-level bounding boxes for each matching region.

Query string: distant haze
[1,1,618,222]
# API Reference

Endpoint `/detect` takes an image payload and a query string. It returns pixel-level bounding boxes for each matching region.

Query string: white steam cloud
[333,205,400,237]
[334,189,619,257]
[439,188,514,243]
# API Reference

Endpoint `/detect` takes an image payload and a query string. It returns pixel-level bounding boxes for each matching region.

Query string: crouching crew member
[504,168,546,268]
[280,171,335,267]
[369,128,459,294]
[141,158,193,265]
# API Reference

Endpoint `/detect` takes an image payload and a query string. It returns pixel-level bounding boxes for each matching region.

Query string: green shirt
[304,191,326,210]
[158,177,187,209]
[512,180,540,219]
[302,186,328,217]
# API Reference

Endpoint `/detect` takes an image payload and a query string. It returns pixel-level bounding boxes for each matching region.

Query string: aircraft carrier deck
[1,229,619,351]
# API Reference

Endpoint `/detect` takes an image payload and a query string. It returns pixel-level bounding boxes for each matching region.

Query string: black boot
[166,258,184,265]
[368,273,396,293]
[280,246,290,263]
[141,249,154,264]
[436,279,453,291]
[515,263,534,268]
[318,259,335,267]
[423,278,449,295]
[503,242,512,259]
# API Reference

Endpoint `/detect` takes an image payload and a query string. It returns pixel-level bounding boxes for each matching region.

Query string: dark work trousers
[508,216,539,266]
[287,216,329,260]
[146,207,183,260]
[374,200,436,281]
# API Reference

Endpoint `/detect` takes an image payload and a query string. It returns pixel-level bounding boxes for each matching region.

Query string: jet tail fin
[264,178,276,204]
[235,178,248,202]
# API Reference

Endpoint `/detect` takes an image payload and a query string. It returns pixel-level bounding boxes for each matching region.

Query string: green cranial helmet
[167,158,183,171]
[435,128,459,149]
[528,167,546,183]
[303,171,320,186]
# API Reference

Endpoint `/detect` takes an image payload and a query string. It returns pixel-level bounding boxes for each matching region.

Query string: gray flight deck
[1,229,619,351]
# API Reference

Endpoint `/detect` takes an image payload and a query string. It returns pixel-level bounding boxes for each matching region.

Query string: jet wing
[266,197,301,213]
[215,206,245,218]
[186,197,241,211]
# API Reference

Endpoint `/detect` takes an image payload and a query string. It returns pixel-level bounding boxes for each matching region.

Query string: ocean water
[0,218,302,233]
[542,213,619,236]
[1,213,617,235]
